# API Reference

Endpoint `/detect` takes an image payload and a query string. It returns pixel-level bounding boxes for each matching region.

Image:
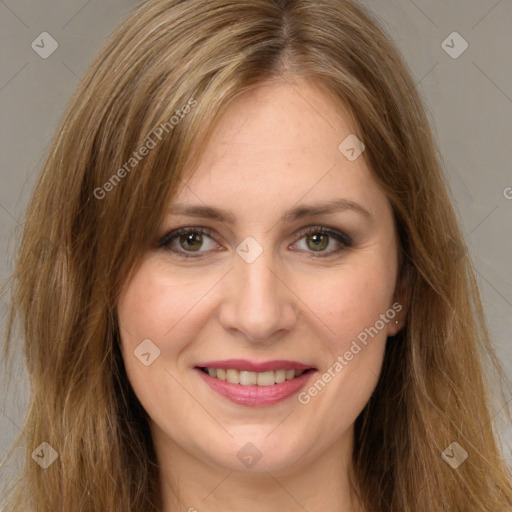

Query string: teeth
[275,369,286,383]
[240,371,257,385]
[202,367,308,386]
[256,371,275,386]
[226,369,239,384]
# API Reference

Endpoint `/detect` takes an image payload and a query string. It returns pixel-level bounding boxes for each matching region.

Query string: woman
[2,0,511,510]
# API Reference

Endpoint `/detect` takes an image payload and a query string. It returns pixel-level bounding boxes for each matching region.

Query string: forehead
[197,79,355,160]
[172,79,389,222]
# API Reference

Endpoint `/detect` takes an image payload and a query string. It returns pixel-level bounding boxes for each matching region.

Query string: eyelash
[158,226,353,259]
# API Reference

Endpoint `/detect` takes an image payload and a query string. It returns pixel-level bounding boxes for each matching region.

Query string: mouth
[194,360,317,406]
[196,366,312,386]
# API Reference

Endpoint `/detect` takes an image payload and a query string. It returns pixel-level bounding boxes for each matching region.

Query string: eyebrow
[168,198,372,225]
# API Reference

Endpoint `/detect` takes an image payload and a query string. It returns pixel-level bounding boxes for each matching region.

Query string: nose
[218,246,298,344]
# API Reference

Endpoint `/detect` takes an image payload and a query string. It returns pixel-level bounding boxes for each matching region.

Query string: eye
[291,226,352,256]
[159,227,221,257]
[159,225,352,259]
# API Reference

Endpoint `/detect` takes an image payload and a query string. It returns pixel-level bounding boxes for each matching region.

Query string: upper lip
[195,359,314,372]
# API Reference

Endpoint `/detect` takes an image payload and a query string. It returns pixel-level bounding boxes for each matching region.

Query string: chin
[227,432,311,474]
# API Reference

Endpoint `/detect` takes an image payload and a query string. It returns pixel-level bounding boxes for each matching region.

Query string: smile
[194,364,316,407]
[199,367,308,386]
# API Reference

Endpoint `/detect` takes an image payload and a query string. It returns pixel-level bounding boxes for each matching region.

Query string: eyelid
[158,226,215,248]
[158,224,353,258]
[293,225,353,247]
[289,225,353,257]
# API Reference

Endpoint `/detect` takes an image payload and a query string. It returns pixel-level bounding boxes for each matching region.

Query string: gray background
[1,0,511,490]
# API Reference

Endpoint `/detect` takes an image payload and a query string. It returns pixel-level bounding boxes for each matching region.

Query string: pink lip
[195,359,313,372]
[194,367,317,407]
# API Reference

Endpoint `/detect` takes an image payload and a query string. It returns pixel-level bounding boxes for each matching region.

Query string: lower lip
[195,368,316,407]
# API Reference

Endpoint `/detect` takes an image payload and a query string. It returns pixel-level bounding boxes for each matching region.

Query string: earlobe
[386,318,401,337]
[387,268,411,337]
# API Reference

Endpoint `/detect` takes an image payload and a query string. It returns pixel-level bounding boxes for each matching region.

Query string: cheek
[117,257,215,351]
[298,261,396,351]
[116,259,216,439]
[290,258,395,423]
[116,258,207,402]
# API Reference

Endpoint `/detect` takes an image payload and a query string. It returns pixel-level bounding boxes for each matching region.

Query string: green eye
[293,226,352,256]
[160,227,219,257]
[159,225,352,259]
[179,232,204,251]
[305,232,330,251]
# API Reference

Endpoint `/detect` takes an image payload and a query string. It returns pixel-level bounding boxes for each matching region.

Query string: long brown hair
[2,0,511,510]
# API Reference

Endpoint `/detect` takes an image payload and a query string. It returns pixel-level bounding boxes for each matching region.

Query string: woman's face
[118,79,404,475]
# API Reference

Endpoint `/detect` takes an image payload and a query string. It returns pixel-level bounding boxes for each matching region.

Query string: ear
[386,265,410,337]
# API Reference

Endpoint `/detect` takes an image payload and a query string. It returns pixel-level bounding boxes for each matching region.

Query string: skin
[117,78,407,512]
